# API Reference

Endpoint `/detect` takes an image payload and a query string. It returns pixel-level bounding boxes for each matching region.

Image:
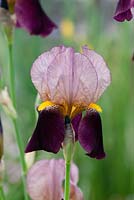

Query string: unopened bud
[0,87,17,119]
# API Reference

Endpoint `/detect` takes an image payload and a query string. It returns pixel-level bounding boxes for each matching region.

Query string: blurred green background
[0,0,134,199]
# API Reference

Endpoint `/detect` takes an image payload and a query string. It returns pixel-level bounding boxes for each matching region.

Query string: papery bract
[0,87,17,118]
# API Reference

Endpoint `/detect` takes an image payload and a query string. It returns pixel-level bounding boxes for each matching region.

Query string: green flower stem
[64,161,71,200]
[8,42,16,106]
[6,31,29,200]
[0,186,6,200]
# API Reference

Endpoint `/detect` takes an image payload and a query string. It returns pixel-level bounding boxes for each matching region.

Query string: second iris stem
[8,38,28,200]
[64,161,71,200]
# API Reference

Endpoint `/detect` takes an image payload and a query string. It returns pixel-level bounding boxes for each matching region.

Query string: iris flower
[114,0,134,22]
[0,0,57,36]
[26,46,111,159]
[27,159,83,200]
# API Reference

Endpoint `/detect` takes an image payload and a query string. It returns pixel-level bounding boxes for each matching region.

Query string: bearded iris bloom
[26,46,111,159]
[0,0,57,36]
[114,0,134,22]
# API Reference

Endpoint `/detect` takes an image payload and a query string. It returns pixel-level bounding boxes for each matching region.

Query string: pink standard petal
[82,46,111,102]
[47,47,98,105]
[31,46,66,101]
[47,47,75,104]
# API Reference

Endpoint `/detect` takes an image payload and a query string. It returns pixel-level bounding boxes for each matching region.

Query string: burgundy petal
[15,0,57,37]
[71,113,82,141]
[25,108,64,154]
[78,109,106,159]
[114,0,133,22]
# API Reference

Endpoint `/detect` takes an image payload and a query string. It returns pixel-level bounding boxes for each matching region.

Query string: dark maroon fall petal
[78,109,106,159]
[25,108,64,154]
[114,0,133,22]
[71,113,82,141]
[15,0,57,37]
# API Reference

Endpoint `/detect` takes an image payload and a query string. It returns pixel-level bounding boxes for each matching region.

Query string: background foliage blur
[0,0,134,199]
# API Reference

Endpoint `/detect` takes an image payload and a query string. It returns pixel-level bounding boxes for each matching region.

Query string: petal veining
[82,46,111,102]
[31,46,66,101]
[47,48,98,106]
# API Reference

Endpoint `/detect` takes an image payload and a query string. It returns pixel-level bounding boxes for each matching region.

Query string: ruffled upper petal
[47,48,98,106]
[82,46,111,102]
[78,109,106,159]
[25,107,64,154]
[31,46,98,107]
[113,0,133,22]
[15,0,57,36]
[31,46,66,101]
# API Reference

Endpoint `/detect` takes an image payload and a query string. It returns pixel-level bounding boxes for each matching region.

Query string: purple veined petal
[25,107,64,154]
[82,46,111,102]
[113,0,133,22]
[47,47,98,105]
[78,109,106,159]
[31,46,67,101]
[15,0,57,37]
[47,47,75,104]
[71,113,82,141]
[71,52,98,105]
